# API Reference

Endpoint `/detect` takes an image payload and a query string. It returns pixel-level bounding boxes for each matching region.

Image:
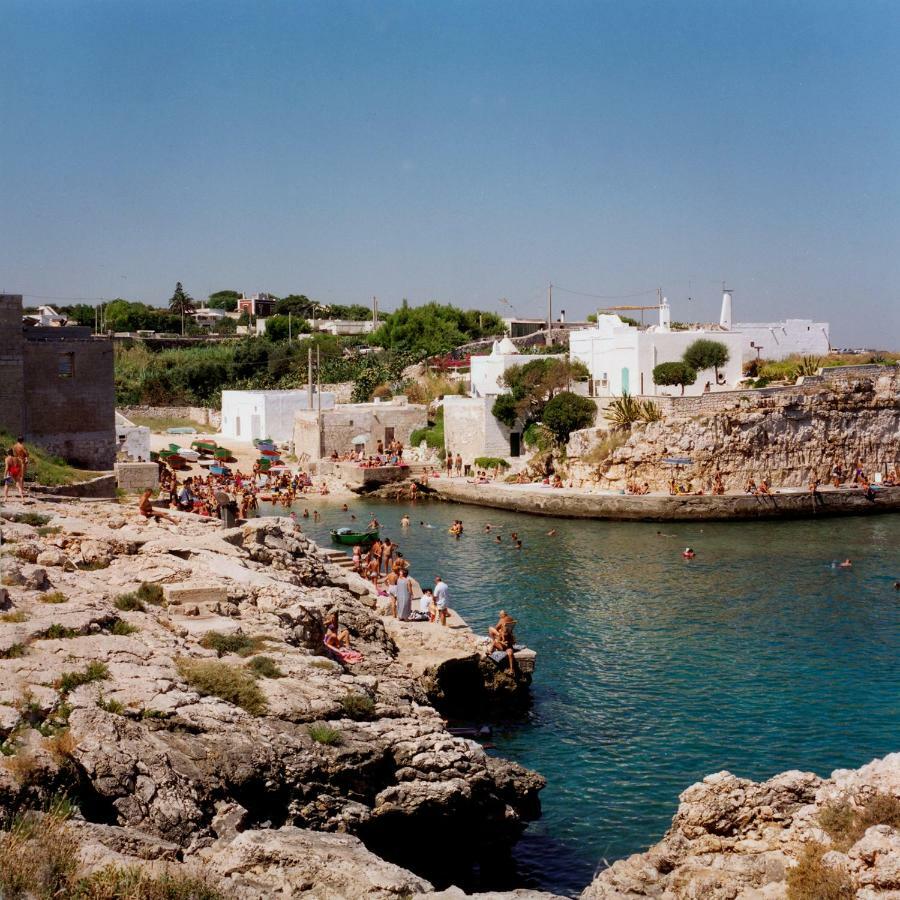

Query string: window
[58,352,75,377]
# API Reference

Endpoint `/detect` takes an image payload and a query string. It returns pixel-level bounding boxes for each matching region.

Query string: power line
[22,293,111,302]
[552,284,659,301]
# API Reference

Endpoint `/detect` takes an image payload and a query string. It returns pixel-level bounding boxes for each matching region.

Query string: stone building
[293,399,427,461]
[442,395,521,465]
[0,294,115,469]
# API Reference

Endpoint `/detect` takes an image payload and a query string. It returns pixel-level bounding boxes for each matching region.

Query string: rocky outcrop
[583,753,900,898]
[570,369,899,492]
[0,500,548,897]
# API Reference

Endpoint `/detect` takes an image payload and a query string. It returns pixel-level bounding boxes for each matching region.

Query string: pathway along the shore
[423,480,900,522]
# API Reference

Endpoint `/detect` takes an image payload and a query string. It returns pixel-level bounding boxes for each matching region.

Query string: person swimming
[839,558,852,568]
[682,547,696,559]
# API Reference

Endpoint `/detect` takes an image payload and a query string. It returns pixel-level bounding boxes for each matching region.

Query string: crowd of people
[329,438,408,467]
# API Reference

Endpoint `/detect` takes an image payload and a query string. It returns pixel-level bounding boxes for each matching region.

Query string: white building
[443,395,522,463]
[191,307,230,328]
[720,290,830,361]
[568,299,745,397]
[115,411,151,462]
[220,389,335,443]
[470,337,566,397]
[24,305,67,327]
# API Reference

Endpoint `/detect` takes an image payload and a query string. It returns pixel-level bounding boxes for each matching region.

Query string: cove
[267,499,900,898]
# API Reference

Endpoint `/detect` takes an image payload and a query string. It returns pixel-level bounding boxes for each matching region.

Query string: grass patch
[0,610,28,623]
[581,431,627,467]
[113,593,145,612]
[0,643,28,660]
[126,415,206,433]
[340,692,375,721]
[41,624,78,640]
[246,655,284,679]
[57,662,110,694]
[36,525,62,537]
[109,620,139,636]
[97,696,125,715]
[176,658,267,715]
[73,865,224,899]
[76,559,109,571]
[40,591,68,605]
[10,512,52,527]
[0,432,101,488]
[307,723,342,746]
[199,631,267,657]
[140,708,169,720]
[136,582,166,605]
[818,793,900,851]
[309,658,336,670]
[786,842,854,900]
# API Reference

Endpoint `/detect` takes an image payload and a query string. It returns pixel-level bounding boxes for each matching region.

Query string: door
[510,432,521,457]
[384,426,395,444]
[251,415,261,441]
[621,367,630,394]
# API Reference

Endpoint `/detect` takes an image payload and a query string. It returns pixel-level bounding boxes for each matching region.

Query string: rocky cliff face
[569,369,899,492]
[583,754,900,899]
[0,501,554,898]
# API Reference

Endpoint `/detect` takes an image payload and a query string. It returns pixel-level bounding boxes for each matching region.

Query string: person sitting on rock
[489,611,517,674]
[138,489,177,524]
[324,611,351,649]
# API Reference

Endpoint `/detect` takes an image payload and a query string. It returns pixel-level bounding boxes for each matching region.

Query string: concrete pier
[425,479,900,522]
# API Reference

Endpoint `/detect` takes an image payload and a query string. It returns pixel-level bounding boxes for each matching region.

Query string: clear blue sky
[2,0,898,346]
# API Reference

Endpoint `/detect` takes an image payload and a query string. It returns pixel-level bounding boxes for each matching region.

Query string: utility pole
[372,296,378,327]
[307,348,313,410]
[547,282,553,346]
[288,311,292,342]
[316,345,321,414]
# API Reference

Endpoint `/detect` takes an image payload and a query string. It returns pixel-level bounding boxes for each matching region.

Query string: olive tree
[683,339,730,382]
[652,361,697,395]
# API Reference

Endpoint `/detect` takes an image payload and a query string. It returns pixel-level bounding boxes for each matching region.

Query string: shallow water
[266,499,900,897]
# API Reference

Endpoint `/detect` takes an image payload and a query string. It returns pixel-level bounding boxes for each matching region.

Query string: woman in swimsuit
[3,451,24,500]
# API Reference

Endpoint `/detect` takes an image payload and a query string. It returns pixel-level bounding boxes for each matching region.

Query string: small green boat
[330,527,379,546]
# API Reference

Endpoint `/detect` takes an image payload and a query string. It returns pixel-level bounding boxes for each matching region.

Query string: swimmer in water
[839,558,852,568]
[302,509,310,518]
[400,514,410,527]
[495,535,502,543]
[420,521,434,528]
[342,503,349,511]
[547,529,557,536]
[682,547,696,559]
[484,524,492,533]
[514,539,523,550]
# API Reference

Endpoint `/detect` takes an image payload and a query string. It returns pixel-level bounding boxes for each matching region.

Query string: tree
[207,290,240,311]
[500,358,587,424]
[275,295,315,318]
[168,282,195,317]
[542,392,597,444]
[653,361,697,395]
[491,394,519,428]
[683,339,730,382]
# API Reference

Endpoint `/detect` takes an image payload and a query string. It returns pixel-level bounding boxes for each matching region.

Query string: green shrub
[109,620,139,636]
[114,594,145,612]
[340,692,375,720]
[199,632,267,657]
[0,643,28,660]
[639,399,662,422]
[410,407,445,449]
[786,842,854,899]
[136,583,166,605]
[473,457,510,470]
[11,513,51,527]
[247,656,284,679]
[36,526,62,537]
[523,422,551,451]
[652,360,697,395]
[176,658,267,715]
[542,391,597,443]
[307,723,342,745]
[97,696,125,715]
[58,662,110,694]
[0,808,79,899]
[76,560,109,572]
[40,592,68,605]
[42,624,77,640]
[603,393,644,430]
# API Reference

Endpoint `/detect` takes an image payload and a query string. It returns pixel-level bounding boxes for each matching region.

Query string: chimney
[559,309,566,323]
[720,290,732,330]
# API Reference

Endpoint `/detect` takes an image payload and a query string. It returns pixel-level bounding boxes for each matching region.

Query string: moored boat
[330,527,379,546]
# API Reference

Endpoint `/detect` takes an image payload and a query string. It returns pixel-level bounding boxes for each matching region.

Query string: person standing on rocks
[446,451,453,477]
[390,568,411,621]
[434,576,449,626]
[12,437,29,484]
[3,448,25,500]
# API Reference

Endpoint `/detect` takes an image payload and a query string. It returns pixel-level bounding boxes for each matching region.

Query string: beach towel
[324,644,363,665]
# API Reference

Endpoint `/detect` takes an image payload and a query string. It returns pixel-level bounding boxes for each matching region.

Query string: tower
[720,289,733,330]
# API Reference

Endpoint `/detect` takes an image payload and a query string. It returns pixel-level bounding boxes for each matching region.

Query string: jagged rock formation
[583,754,900,899]
[0,501,553,898]
[569,369,899,492]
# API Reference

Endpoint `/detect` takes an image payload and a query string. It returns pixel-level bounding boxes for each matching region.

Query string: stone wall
[0,295,25,438]
[23,330,116,469]
[115,462,159,492]
[118,405,221,429]
[568,367,899,492]
[28,473,117,498]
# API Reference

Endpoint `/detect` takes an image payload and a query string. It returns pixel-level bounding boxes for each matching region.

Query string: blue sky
[2,0,898,346]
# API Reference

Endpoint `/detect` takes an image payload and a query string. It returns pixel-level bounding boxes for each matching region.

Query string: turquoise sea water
[268,500,900,898]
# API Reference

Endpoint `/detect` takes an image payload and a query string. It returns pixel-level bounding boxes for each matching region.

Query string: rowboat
[210,465,232,476]
[192,440,217,453]
[167,426,197,434]
[330,527,379,546]
[259,448,280,458]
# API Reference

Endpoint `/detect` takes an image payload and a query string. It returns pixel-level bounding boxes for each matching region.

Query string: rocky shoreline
[0,497,553,898]
[1,497,897,898]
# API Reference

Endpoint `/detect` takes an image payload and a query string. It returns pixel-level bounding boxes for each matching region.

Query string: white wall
[443,396,516,464]
[470,352,566,398]
[569,320,744,397]
[221,390,335,443]
[115,412,151,462]
[734,320,830,361]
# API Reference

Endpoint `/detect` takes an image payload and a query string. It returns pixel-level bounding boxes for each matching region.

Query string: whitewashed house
[220,390,335,443]
[568,299,744,397]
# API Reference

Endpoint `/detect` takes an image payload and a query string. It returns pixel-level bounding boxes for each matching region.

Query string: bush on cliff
[786,842,855,900]
[542,392,597,444]
[176,658,268,715]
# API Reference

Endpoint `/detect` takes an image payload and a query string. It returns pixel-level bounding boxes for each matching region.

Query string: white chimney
[559,309,566,323]
[659,296,671,331]
[720,290,732,330]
